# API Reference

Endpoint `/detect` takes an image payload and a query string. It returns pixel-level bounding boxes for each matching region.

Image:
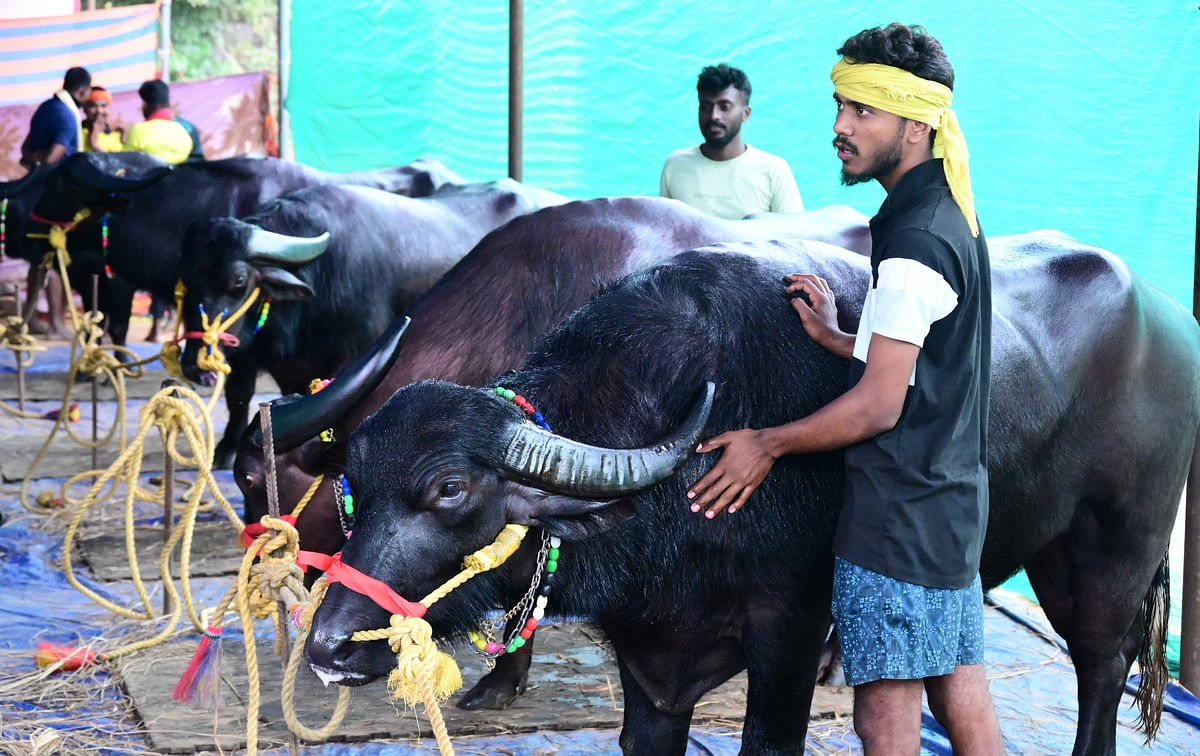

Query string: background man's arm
[659,159,674,198]
[770,161,804,213]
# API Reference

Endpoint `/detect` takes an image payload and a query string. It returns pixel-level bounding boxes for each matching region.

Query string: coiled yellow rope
[57,382,244,659]
[17,228,223,514]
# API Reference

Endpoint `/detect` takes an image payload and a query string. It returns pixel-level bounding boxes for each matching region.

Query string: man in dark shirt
[20,67,91,168]
[686,23,1002,754]
[19,67,91,337]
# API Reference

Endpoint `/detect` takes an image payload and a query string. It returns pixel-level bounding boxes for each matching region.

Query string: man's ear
[501,482,637,541]
[907,120,932,144]
[743,105,752,122]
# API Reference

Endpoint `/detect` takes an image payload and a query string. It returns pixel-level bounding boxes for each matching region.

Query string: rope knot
[384,615,463,705]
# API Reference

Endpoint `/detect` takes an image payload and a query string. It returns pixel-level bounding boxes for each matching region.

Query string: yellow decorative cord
[289,473,324,520]
[194,286,260,375]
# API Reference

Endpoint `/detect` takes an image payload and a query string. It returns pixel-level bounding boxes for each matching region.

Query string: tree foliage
[102,0,278,81]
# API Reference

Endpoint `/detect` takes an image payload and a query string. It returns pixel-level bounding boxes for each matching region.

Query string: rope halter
[182,286,260,375]
[304,523,530,705]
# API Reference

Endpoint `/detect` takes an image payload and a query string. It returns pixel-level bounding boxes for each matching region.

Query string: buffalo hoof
[455,671,528,710]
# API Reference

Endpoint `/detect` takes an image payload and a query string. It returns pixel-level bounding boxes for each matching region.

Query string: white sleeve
[770,159,804,213]
[869,257,958,347]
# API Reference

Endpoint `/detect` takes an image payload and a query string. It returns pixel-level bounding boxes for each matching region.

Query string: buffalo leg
[740,607,830,753]
[214,363,257,469]
[21,262,46,325]
[614,653,694,756]
[1027,498,1174,756]
[103,278,135,349]
[456,624,533,710]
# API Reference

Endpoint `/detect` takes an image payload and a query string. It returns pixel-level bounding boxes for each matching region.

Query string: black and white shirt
[834,158,992,590]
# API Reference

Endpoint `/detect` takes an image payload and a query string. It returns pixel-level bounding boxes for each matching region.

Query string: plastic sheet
[289,2,1199,309]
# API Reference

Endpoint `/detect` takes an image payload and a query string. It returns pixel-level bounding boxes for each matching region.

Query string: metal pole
[159,0,172,83]
[161,379,179,616]
[259,401,299,755]
[508,0,523,181]
[15,342,25,414]
[91,274,99,471]
[278,0,292,161]
[1181,118,1200,694]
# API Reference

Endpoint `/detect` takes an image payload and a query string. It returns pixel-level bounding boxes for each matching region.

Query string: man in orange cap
[82,86,123,153]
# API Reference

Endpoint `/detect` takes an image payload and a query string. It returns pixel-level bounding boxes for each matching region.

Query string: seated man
[123,79,194,164]
[660,63,803,219]
[82,86,124,153]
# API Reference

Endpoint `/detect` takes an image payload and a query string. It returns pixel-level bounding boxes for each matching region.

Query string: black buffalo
[180,179,564,466]
[0,165,55,325]
[28,152,463,348]
[234,197,871,708]
[304,236,1196,755]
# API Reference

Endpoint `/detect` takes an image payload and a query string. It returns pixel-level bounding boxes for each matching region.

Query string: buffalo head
[32,152,172,225]
[304,379,715,685]
[178,217,330,384]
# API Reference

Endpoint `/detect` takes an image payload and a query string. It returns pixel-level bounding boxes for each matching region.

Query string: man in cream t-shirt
[660,63,803,219]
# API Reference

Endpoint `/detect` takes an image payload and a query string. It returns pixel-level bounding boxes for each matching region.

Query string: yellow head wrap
[830,58,978,237]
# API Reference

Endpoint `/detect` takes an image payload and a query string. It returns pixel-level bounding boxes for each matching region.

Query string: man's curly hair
[837,23,954,90]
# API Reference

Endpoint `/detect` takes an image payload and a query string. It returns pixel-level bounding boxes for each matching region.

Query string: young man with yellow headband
[686,23,1002,753]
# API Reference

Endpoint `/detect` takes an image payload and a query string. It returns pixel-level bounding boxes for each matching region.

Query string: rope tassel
[172,626,224,706]
[385,616,463,706]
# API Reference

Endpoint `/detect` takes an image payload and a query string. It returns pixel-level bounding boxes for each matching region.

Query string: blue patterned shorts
[831,556,984,686]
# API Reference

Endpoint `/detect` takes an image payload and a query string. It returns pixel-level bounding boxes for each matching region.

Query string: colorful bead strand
[493,386,551,430]
[1,197,7,258]
[473,387,561,659]
[253,297,271,333]
[335,474,355,536]
[101,213,112,278]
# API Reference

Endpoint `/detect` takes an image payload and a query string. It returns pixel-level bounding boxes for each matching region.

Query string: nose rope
[181,286,260,375]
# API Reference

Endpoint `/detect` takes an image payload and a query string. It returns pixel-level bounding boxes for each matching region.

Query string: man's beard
[705,121,741,150]
[837,125,905,186]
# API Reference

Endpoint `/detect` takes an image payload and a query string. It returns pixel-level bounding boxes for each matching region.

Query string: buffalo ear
[255,266,314,300]
[501,483,636,541]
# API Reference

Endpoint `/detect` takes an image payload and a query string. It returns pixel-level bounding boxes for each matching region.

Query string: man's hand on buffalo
[687,427,779,518]
[785,273,854,359]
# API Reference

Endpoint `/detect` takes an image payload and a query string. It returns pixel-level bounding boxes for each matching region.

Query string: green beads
[343,493,354,514]
[494,387,517,400]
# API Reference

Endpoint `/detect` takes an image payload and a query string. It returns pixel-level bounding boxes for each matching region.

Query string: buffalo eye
[439,481,465,499]
[234,272,247,288]
[242,473,257,490]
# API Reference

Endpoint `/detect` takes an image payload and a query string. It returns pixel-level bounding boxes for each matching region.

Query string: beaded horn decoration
[1,197,7,258]
[471,386,561,661]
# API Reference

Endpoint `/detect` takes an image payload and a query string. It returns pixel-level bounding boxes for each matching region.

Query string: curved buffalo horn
[0,163,43,197]
[499,381,716,497]
[62,156,172,193]
[246,227,331,266]
[257,315,411,450]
